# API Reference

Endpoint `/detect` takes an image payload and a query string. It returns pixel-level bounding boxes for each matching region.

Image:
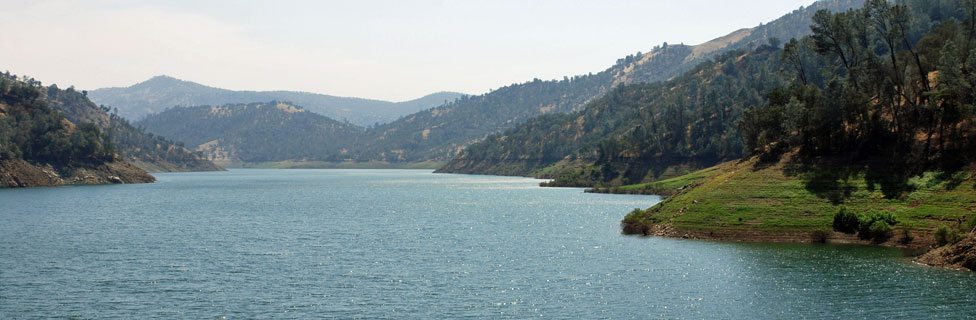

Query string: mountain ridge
[120,0,865,167]
[88,75,465,127]
[136,101,364,165]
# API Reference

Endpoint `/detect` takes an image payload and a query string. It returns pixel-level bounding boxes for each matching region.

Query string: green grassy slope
[621,156,976,247]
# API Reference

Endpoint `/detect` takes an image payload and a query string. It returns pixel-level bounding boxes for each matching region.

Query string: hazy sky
[1,0,815,101]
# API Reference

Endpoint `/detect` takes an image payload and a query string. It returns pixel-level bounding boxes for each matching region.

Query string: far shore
[213,160,446,170]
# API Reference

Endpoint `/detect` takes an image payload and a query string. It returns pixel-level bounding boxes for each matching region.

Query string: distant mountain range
[137,102,363,164]
[88,75,465,127]
[113,0,864,168]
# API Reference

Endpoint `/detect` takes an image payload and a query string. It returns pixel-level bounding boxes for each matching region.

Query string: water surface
[1,169,974,318]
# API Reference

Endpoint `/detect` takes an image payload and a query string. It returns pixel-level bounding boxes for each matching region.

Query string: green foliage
[362,72,616,162]
[740,0,976,168]
[441,0,867,184]
[622,208,644,225]
[865,220,893,242]
[856,211,897,241]
[833,206,897,241]
[622,154,976,245]
[0,74,114,165]
[934,224,962,247]
[832,206,861,233]
[39,77,219,172]
[445,45,787,184]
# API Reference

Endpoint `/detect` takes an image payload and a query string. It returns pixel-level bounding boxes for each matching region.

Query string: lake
[1,169,974,318]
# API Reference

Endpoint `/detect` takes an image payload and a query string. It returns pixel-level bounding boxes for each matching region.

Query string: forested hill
[348,0,864,164]
[0,73,155,187]
[438,44,788,183]
[620,0,976,263]
[88,75,464,126]
[441,0,976,189]
[436,0,864,180]
[103,0,865,167]
[137,102,364,164]
[609,0,865,87]
[40,83,222,172]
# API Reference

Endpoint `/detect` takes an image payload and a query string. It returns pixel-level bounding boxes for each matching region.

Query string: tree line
[741,0,976,171]
[0,74,115,164]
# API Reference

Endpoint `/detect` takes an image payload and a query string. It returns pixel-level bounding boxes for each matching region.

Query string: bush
[866,220,893,242]
[622,208,644,224]
[856,210,897,242]
[832,206,860,234]
[934,224,962,247]
[899,227,914,245]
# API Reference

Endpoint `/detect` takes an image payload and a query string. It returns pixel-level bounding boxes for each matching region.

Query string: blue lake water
[1,169,974,318]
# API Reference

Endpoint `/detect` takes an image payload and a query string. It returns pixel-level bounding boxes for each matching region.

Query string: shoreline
[620,222,976,270]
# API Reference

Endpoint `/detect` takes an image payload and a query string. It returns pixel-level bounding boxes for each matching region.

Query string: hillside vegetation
[620,156,975,248]
[137,102,364,165]
[619,0,976,266]
[0,73,154,187]
[40,82,221,172]
[438,0,865,182]
[123,1,865,167]
[439,45,786,184]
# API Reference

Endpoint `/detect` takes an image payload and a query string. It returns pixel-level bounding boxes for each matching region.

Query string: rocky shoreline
[914,232,976,271]
[0,158,155,188]
[623,222,975,272]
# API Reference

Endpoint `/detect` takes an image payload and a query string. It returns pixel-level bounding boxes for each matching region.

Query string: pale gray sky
[1,0,815,101]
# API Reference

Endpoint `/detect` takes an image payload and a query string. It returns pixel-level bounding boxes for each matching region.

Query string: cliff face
[0,158,155,188]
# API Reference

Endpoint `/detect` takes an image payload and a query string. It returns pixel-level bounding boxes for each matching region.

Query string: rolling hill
[0,73,155,187]
[137,102,365,165]
[122,0,864,167]
[41,82,222,172]
[438,0,864,178]
[88,75,464,127]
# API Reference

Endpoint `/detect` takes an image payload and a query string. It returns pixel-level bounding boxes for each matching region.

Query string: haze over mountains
[138,102,363,165]
[119,0,863,167]
[88,75,465,127]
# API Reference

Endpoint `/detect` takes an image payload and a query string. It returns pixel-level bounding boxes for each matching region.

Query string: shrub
[832,206,860,234]
[899,227,913,245]
[934,224,962,247]
[857,210,897,242]
[622,208,649,235]
[866,220,893,242]
[622,208,644,224]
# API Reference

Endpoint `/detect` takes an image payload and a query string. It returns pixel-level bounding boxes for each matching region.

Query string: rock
[621,223,649,235]
[0,158,154,188]
[915,232,976,271]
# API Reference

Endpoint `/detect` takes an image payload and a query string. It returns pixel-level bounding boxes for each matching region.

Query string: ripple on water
[1,169,974,318]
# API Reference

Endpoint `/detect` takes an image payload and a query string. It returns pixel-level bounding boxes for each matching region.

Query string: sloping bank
[619,156,976,271]
[0,158,154,188]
